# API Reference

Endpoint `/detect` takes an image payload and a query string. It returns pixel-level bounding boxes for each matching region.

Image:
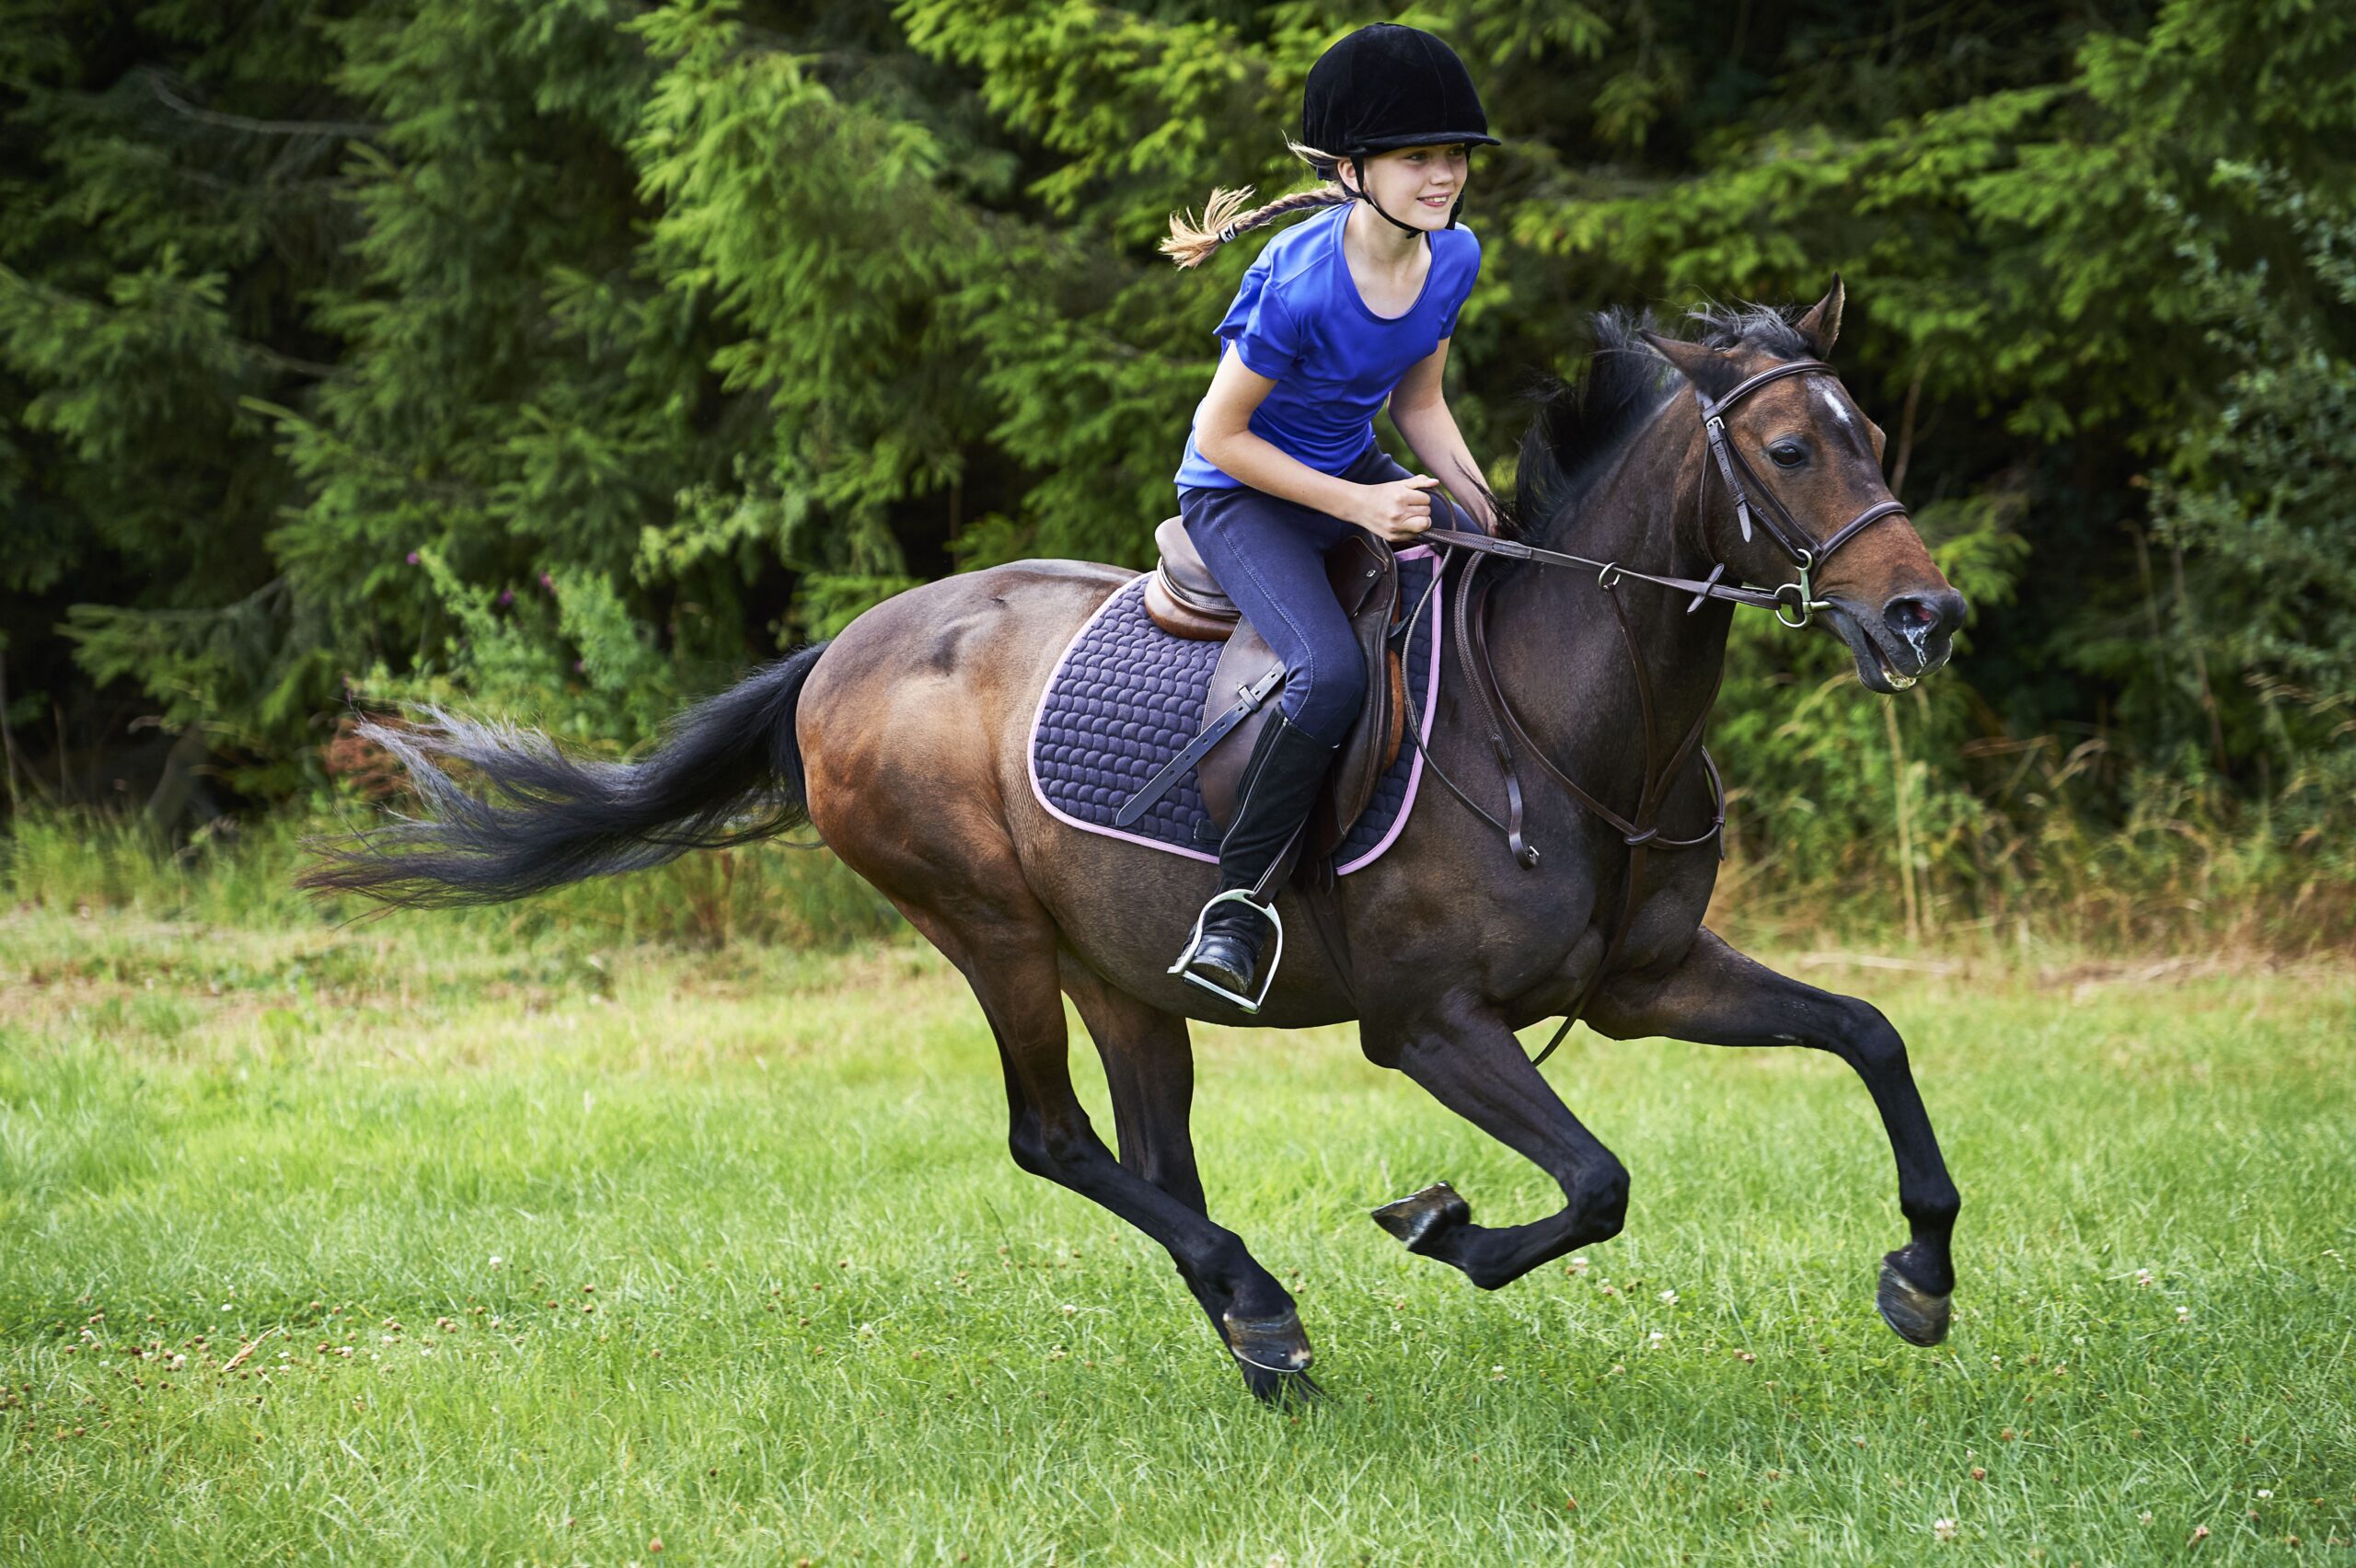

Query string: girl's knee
[1288,658,1367,744]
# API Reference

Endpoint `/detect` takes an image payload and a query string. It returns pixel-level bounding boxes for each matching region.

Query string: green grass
[3,907,2352,1564]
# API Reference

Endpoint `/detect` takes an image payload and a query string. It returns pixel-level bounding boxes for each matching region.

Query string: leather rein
[1395,357,1911,1065]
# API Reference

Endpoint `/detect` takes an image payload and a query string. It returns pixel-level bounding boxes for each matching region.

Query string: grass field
[4,905,2352,1565]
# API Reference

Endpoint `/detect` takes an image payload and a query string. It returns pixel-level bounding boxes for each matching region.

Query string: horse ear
[1795,275,1844,357]
[1640,329,1740,399]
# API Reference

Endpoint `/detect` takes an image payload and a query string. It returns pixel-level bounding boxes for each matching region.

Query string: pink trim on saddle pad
[1024,545,1441,875]
[1335,543,1442,875]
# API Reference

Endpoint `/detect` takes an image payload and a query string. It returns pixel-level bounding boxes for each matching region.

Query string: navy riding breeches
[1179,445,1476,745]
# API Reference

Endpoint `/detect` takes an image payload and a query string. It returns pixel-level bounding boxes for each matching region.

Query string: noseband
[1402,355,1911,1062]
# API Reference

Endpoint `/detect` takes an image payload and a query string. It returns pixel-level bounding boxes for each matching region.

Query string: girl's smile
[1350,144,1470,233]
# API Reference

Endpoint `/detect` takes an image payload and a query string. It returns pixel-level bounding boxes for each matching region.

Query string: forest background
[2,0,2350,952]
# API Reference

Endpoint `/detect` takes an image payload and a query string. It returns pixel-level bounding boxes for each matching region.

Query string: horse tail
[302,642,832,909]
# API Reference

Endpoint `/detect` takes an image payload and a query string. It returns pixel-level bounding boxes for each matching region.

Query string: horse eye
[1768,441,1808,468]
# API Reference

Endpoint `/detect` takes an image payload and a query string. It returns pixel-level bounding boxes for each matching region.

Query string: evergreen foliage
[2,0,2350,928]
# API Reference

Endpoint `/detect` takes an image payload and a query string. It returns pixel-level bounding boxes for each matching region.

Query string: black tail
[303,642,832,909]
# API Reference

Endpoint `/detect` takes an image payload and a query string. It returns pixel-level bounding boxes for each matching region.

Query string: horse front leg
[1585,927,1959,1346]
[1361,1001,1633,1291]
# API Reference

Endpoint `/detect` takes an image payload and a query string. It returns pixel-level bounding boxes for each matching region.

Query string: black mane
[1499,302,1813,550]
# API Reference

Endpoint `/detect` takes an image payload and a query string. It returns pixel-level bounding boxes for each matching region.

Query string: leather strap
[1114,665,1284,828]
[1298,875,1357,1010]
[1419,526,1801,614]
[1694,362,1913,577]
[1453,552,1537,868]
[1392,554,1519,844]
[1450,535,1728,1067]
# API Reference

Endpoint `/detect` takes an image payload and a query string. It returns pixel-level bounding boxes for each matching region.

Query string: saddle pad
[1028,547,1442,874]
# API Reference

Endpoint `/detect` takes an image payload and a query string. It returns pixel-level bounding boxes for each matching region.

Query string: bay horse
[306,282,1968,1402]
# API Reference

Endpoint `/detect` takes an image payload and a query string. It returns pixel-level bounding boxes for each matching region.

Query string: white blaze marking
[1817,385,1855,427]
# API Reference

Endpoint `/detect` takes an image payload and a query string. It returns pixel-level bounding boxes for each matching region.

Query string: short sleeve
[1435,225,1482,338]
[1225,278,1304,380]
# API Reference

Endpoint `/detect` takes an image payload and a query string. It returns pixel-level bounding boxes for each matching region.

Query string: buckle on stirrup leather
[1168,889,1286,1015]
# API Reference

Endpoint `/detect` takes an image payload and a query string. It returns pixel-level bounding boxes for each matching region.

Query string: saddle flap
[1197,536,1402,861]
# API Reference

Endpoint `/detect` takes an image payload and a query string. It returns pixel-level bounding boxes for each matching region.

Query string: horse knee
[1038,1120,1113,1175]
[1833,999,1909,1076]
[1578,1157,1631,1241]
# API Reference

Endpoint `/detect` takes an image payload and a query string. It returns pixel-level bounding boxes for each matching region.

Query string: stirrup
[1168,888,1285,1014]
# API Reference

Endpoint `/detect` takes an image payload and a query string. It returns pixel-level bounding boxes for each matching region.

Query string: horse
[305,281,1968,1403]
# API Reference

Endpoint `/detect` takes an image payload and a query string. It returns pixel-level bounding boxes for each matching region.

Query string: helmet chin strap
[1341,156,1463,234]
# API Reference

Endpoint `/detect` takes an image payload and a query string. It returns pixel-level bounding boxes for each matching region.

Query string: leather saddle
[1141,516,1407,859]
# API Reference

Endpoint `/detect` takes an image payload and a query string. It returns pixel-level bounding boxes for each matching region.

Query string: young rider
[1159,22,1498,1008]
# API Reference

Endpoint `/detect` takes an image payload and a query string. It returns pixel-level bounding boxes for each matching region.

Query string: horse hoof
[1242,1365,1324,1407]
[1223,1307,1314,1376]
[1372,1182,1471,1253]
[1877,1254,1953,1347]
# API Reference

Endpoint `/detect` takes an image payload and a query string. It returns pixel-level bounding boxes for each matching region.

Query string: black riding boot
[1173,710,1337,1009]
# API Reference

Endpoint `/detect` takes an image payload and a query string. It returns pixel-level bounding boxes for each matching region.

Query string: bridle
[1395,355,1913,1062]
[1694,359,1911,629]
[1415,359,1911,628]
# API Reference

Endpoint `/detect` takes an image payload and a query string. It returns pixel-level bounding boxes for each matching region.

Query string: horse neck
[1482,401,1734,806]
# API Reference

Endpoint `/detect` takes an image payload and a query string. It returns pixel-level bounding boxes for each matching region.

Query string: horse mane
[1496,301,1813,550]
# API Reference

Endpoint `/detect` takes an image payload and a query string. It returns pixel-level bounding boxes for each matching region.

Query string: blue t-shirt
[1174,201,1480,491]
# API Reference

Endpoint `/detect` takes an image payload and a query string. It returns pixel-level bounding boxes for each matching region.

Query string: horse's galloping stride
[306,282,1968,1402]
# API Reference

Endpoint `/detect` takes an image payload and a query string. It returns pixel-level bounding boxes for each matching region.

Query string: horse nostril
[1884,590,1965,643]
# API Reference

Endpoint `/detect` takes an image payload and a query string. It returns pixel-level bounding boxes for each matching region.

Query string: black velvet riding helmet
[1301,23,1498,232]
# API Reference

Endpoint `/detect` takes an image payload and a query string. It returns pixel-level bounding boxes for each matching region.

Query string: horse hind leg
[884,877,1309,1401]
[1063,964,1321,1403]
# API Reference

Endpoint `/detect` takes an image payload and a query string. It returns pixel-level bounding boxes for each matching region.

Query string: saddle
[1138,516,1407,859]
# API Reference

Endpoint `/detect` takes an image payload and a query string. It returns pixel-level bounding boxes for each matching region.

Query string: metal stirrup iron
[1168,889,1287,1014]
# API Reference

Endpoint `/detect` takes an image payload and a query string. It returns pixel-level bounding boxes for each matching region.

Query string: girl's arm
[1195,345,1442,543]
[1388,337,1496,533]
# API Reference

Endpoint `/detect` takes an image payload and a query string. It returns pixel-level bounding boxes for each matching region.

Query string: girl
[1159,22,1498,1009]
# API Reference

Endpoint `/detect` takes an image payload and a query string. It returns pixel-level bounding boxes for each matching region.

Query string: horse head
[1642,280,1967,693]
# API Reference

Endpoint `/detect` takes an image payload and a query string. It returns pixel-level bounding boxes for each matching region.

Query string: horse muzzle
[1821,588,1967,694]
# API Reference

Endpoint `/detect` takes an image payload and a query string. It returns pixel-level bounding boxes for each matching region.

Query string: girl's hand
[1354,474,1440,541]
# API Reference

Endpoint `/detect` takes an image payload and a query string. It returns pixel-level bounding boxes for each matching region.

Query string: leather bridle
[1415,358,1912,628]
[1694,358,1911,629]
[1395,355,1913,1063]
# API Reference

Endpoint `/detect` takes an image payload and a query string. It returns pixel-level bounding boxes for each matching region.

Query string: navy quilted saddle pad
[1028,547,1442,873]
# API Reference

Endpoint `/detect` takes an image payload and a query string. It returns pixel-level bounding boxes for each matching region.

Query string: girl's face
[1347,144,1471,231]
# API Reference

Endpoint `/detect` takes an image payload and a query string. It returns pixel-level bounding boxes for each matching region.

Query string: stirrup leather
[1168,888,1285,1014]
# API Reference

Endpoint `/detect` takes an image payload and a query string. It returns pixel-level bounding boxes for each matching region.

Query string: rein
[1405,356,1911,1065]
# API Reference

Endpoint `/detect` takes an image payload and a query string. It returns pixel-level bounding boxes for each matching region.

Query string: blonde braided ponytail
[1160,139,1356,269]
